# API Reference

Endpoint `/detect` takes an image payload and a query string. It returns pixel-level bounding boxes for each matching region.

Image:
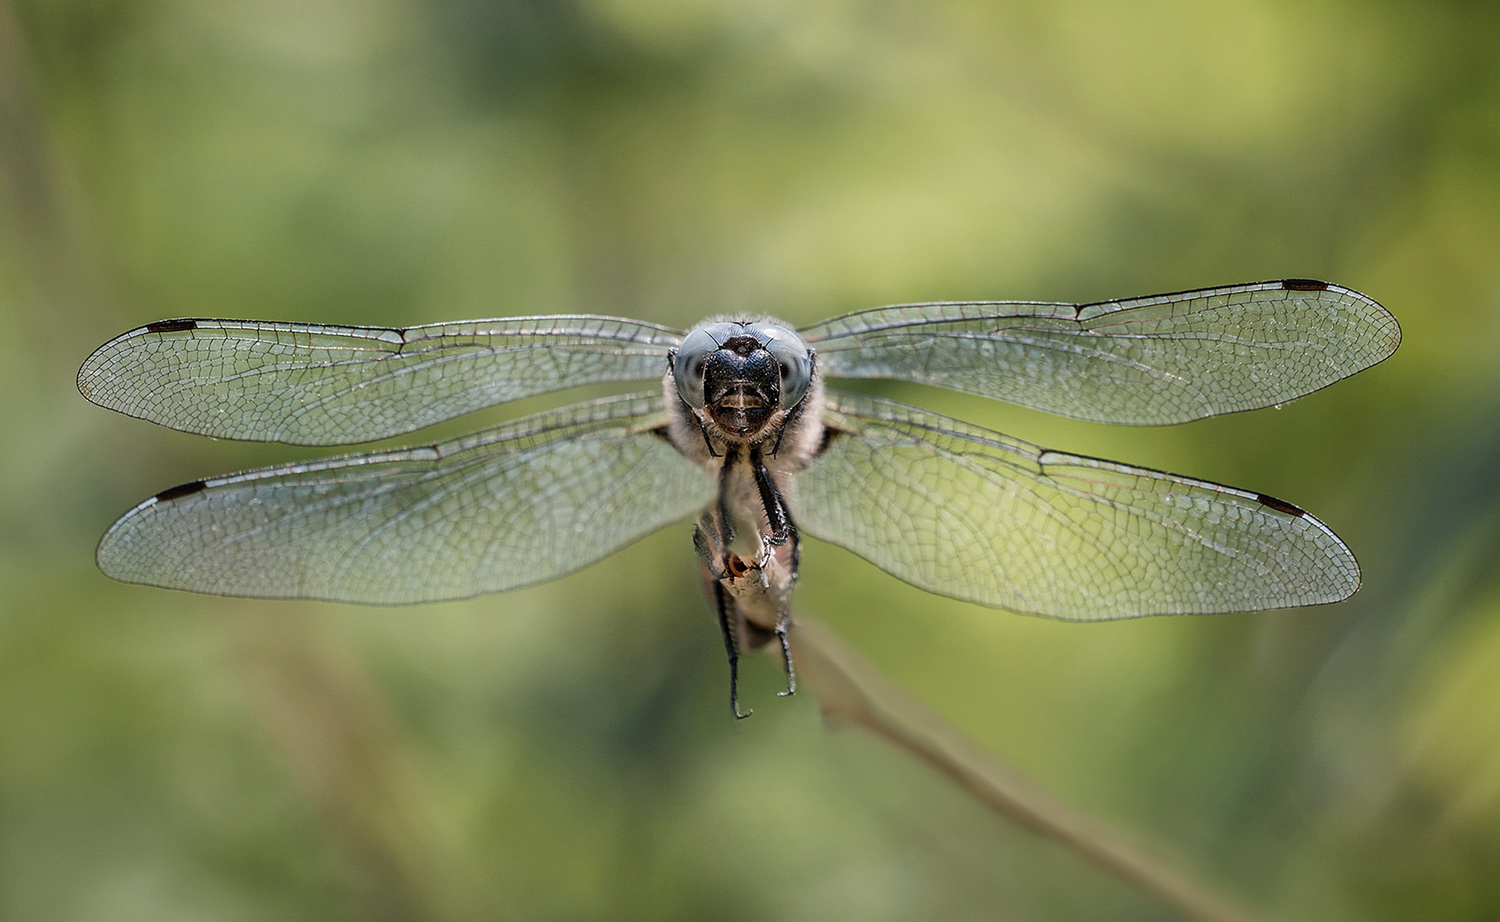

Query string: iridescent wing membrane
[82,281,1398,614]
[805,280,1397,425]
[78,315,681,444]
[95,394,714,604]
[799,394,1359,619]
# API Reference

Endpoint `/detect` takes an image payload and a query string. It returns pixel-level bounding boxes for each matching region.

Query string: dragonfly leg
[751,449,792,547]
[716,453,737,550]
[774,608,796,698]
[712,580,752,719]
[695,415,718,457]
[784,504,801,587]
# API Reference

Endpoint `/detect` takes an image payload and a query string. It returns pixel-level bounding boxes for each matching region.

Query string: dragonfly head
[672,320,813,439]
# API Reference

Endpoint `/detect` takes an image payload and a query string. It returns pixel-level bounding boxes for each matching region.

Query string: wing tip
[78,319,197,403]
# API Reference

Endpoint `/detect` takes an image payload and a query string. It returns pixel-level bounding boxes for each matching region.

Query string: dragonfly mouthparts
[718,390,765,410]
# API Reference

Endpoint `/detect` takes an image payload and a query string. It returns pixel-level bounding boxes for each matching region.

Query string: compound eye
[671,327,721,408]
[760,326,813,410]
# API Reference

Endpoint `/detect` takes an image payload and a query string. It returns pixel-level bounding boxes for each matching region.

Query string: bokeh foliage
[3,0,1499,919]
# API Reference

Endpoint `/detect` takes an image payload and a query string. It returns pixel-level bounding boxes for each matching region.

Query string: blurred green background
[3,0,1498,919]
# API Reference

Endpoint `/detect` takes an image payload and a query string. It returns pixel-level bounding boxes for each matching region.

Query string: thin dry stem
[791,616,1270,922]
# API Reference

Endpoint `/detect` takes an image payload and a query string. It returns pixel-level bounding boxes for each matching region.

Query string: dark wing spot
[1280,279,1329,292]
[1256,493,1305,517]
[155,480,208,502]
[146,319,199,334]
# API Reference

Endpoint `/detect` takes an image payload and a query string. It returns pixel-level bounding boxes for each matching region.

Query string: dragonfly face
[666,318,823,716]
[670,319,815,439]
[78,280,1401,718]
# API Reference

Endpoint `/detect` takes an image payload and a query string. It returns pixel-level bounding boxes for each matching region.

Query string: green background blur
[3,1,1499,919]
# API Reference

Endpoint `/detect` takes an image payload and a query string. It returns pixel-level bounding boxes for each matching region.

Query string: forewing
[803,280,1399,425]
[796,392,1359,619]
[78,315,681,444]
[96,393,714,604]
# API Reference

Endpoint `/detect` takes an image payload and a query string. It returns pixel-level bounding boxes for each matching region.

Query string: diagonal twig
[791,616,1270,922]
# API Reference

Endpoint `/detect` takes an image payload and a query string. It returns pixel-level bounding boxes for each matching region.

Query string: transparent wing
[96,393,714,604]
[78,315,682,445]
[795,391,1359,619]
[803,280,1399,426]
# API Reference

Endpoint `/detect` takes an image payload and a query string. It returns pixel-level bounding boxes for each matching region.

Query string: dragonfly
[79,279,1399,717]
